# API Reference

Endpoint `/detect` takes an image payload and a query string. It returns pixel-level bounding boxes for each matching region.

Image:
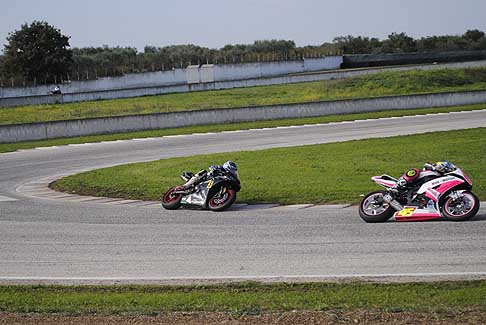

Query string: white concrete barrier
[1,90,485,143]
[2,60,486,109]
[0,57,343,100]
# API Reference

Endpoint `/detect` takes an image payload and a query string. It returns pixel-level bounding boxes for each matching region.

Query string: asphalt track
[0,110,486,284]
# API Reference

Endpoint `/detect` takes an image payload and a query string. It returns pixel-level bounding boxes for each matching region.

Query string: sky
[1,0,486,51]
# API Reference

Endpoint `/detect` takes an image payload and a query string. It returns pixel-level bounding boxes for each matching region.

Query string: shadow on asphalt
[470,213,486,222]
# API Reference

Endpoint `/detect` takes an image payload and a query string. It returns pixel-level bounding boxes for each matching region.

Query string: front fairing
[181,180,210,207]
[416,175,467,202]
[181,175,241,208]
[447,167,473,186]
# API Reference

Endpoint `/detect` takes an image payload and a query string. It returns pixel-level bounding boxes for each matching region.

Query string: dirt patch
[1,310,485,324]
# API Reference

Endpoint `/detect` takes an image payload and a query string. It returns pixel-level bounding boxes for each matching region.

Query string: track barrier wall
[2,89,486,143]
[2,60,486,109]
[0,57,343,100]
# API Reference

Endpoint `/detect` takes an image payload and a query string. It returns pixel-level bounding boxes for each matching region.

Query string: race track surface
[1,110,485,284]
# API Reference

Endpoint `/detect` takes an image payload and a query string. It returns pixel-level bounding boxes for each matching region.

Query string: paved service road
[0,110,485,283]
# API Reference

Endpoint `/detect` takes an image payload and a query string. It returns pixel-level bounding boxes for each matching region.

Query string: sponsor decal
[430,176,456,186]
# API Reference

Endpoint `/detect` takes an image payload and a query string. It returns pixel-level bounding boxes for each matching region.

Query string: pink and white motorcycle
[359,163,480,222]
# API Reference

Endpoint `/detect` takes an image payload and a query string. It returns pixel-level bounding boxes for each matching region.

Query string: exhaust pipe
[383,193,403,211]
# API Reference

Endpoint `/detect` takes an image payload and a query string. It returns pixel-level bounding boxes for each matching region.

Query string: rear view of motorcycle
[162,164,241,212]
[359,162,480,222]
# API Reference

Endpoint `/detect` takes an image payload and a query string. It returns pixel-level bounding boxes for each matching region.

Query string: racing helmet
[223,161,238,177]
[434,161,455,173]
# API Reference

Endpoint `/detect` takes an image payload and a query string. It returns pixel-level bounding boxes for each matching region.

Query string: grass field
[51,127,486,204]
[1,281,485,315]
[2,67,486,125]
[1,103,484,153]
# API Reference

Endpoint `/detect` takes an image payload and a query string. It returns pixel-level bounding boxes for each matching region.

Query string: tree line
[1,21,486,87]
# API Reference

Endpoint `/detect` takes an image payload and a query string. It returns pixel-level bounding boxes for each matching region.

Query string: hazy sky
[1,0,485,51]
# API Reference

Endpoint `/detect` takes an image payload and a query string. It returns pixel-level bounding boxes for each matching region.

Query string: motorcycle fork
[215,186,227,198]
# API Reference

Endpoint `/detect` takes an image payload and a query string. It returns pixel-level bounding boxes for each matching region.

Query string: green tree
[332,35,381,54]
[463,29,485,43]
[381,32,417,53]
[3,21,73,83]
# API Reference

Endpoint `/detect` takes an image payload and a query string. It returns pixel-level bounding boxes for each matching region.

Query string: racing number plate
[207,180,214,189]
[396,207,416,217]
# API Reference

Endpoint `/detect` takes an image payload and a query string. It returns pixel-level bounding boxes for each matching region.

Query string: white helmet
[223,161,238,177]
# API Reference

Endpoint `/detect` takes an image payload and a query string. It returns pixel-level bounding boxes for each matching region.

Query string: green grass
[1,281,485,314]
[51,128,486,204]
[2,67,486,125]
[1,103,484,153]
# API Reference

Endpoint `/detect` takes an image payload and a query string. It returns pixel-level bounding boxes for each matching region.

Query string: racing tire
[207,188,237,212]
[441,191,480,222]
[161,187,183,210]
[359,190,396,223]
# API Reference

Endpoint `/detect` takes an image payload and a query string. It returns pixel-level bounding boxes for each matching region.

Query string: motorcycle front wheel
[207,187,237,211]
[441,191,480,221]
[161,187,183,210]
[359,190,395,223]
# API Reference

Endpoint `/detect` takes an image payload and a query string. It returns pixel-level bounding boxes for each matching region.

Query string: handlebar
[423,162,435,171]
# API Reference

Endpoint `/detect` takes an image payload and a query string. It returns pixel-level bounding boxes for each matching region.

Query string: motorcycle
[161,169,241,211]
[359,163,480,222]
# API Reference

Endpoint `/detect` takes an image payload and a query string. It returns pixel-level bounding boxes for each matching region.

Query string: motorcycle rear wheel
[207,188,236,211]
[441,191,480,221]
[359,190,395,223]
[161,187,183,210]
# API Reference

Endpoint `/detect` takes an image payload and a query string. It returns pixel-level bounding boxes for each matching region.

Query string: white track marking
[221,130,244,133]
[1,272,486,284]
[67,143,94,146]
[0,195,18,202]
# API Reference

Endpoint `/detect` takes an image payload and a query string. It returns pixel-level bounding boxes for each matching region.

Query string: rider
[51,85,62,94]
[393,161,456,192]
[182,161,238,189]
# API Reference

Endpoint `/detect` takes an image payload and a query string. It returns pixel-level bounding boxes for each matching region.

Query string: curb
[15,176,352,211]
